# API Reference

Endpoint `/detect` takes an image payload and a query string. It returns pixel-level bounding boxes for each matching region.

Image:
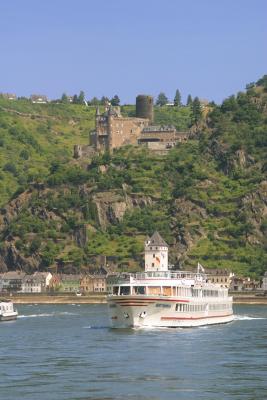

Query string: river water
[0,304,266,400]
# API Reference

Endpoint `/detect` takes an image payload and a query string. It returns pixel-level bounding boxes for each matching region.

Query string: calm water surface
[0,304,266,400]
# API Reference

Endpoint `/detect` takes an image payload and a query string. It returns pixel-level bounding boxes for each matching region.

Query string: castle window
[152,263,155,267]
[153,254,155,258]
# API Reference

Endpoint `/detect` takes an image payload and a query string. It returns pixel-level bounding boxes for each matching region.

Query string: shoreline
[11,295,107,304]
[8,294,267,305]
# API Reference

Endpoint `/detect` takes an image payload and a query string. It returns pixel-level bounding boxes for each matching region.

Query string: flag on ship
[197,262,205,273]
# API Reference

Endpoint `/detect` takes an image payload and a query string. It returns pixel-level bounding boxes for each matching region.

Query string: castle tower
[136,95,154,123]
[144,232,168,272]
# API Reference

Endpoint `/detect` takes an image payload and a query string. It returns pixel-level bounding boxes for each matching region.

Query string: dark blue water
[0,304,266,400]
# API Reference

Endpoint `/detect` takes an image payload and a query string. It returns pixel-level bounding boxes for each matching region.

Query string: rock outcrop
[91,191,153,228]
[0,243,40,273]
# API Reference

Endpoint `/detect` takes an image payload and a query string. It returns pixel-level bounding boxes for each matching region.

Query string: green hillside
[0,98,94,205]
[0,78,266,278]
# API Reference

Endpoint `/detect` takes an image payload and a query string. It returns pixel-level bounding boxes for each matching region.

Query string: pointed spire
[147,231,168,247]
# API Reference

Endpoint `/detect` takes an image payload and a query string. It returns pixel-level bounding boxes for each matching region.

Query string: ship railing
[115,271,206,283]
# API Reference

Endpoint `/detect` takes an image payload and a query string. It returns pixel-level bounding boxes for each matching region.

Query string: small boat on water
[0,299,18,321]
[107,232,234,328]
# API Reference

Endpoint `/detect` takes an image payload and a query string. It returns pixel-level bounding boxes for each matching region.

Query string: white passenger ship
[0,299,18,321]
[107,232,233,328]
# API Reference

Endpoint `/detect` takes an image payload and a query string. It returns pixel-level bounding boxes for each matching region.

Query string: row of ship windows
[0,305,12,311]
[113,286,227,297]
[175,303,231,312]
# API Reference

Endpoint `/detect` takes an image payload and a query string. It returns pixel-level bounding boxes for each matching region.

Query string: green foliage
[156,92,168,106]
[19,149,30,160]
[191,97,202,124]
[29,237,42,254]
[186,94,192,106]
[61,93,68,104]
[41,242,59,267]
[3,162,17,176]
[174,89,182,107]
[0,97,94,205]
[154,105,191,130]
[110,95,120,106]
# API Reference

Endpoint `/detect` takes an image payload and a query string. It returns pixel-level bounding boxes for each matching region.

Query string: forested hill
[0,76,266,278]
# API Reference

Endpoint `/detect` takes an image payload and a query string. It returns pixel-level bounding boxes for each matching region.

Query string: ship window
[175,303,182,312]
[113,286,119,295]
[120,286,130,295]
[135,286,145,295]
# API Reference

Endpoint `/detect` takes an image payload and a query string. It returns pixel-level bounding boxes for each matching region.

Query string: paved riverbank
[232,293,267,305]
[11,294,107,304]
[8,293,267,305]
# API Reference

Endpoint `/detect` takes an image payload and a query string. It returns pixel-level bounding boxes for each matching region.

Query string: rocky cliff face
[91,191,153,228]
[0,184,156,271]
[241,180,267,244]
[169,198,207,265]
[0,243,40,273]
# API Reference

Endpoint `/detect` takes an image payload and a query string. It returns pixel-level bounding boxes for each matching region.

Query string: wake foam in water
[83,325,109,329]
[234,315,266,320]
[18,311,77,318]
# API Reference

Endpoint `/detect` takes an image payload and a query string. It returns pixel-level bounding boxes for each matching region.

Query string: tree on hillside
[72,94,78,104]
[111,95,120,106]
[174,89,182,107]
[90,97,100,106]
[191,97,202,124]
[256,74,267,89]
[186,94,193,106]
[78,91,85,104]
[156,92,168,106]
[100,96,110,105]
[61,93,68,104]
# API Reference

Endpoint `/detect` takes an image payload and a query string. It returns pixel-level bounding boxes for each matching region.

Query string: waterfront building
[80,274,107,293]
[262,272,267,291]
[230,276,260,291]
[59,274,82,293]
[21,272,52,293]
[0,271,26,293]
[207,269,234,288]
[21,274,44,293]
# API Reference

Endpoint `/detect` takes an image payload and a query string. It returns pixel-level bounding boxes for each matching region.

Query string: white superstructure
[107,232,234,328]
[0,299,18,321]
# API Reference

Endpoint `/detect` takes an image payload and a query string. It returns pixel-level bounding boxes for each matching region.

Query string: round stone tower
[136,95,154,123]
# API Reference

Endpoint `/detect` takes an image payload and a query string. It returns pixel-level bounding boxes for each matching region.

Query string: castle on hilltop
[73,94,189,158]
[91,104,149,152]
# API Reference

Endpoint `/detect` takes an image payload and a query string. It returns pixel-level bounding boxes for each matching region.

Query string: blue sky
[0,0,266,104]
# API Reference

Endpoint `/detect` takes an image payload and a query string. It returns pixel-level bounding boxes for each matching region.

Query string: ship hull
[107,295,234,328]
[0,312,18,321]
